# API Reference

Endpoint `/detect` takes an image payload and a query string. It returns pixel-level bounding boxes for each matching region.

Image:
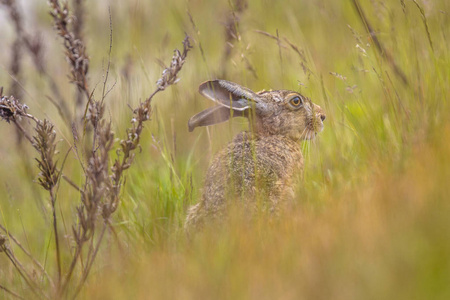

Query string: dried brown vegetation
[0,1,191,298]
[0,0,448,299]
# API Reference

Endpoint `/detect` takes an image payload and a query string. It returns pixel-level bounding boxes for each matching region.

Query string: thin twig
[12,120,34,144]
[60,242,82,295]
[50,188,61,285]
[0,283,25,300]
[0,224,53,287]
[254,30,287,48]
[1,0,71,121]
[351,0,409,86]
[3,248,46,299]
[101,7,113,106]
[71,223,107,300]
[62,175,82,192]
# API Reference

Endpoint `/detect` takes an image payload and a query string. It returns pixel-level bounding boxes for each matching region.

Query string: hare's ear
[188,105,246,132]
[198,80,262,111]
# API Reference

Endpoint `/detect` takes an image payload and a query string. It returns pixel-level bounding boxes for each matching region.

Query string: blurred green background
[0,0,449,299]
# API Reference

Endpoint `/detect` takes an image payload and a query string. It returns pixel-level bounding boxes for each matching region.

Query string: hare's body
[185,133,303,229]
[185,80,325,232]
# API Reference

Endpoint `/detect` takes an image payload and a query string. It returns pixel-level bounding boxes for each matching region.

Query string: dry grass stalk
[0,0,70,122]
[66,34,192,299]
[221,0,248,74]
[43,5,111,292]
[254,30,314,78]
[33,119,63,283]
[0,88,36,143]
[111,35,192,205]
[0,88,32,123]
[1,88,62,295]
[412,0,434,53]
[254,29,288,48]
[8,37,25,144]
[220,1,259,78]
[72,0,86,108]
[1,1,192,297]
[351,0,409,86]
[33,120,59,191]
[0,242,27,299]
[8,38,23,99]
[49,0,90,101]
[0,281,25,300]
[0,234,45,299]
[0,224,53,286]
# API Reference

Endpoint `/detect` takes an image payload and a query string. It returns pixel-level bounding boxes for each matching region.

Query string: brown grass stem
[48,0,91,123]
[351,0,409,86]
[50,188,62,285]
[12,120,34,144]
[62,175,82,192]
[101,7,113,106]
[111,35,192,211]
[1,0,70,122]
[0,283,25,300]
[0,225,53,287]
[411,0,434,53]
[1,5,192,298]
[3,247,46,300]
[72,223,107,300]
[60,238,83,296]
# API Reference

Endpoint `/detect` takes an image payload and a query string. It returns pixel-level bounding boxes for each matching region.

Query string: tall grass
[0,0,449,299]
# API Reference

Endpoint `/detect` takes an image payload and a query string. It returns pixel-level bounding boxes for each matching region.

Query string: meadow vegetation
[0,0,449,299]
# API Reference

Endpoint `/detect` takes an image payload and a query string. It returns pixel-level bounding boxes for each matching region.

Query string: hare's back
[205,132,303,198]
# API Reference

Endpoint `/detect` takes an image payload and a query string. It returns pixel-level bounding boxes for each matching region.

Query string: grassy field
[0,0,449,299]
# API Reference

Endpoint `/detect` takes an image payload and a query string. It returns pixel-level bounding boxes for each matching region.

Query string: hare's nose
[320,114,326,122]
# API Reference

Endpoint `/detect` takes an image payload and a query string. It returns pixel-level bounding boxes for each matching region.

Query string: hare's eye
[289,96,303,108]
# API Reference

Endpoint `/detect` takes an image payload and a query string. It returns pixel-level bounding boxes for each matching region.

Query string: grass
[0,0,449,299]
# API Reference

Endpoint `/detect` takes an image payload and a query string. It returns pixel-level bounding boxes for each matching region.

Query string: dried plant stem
[101,7,113,106]
[60,241,82,295]
[1,16,192,299]
[2,0,24,107]
[1,93,59,297]
[50,189,61,284]
[71,223,107,300]
[62,175,82,192]
[351,0,409,86]
[0,224,53,287]
[48,0,91,120]
[30,120,61,294]
[12,120,34,144]
[3,247,46,299]
[73,0,86,109]
[254,30,313,78]
[110,35,192,210]
[0,284,25,300]
[220,0,248,77]
[1,0,70,122]
[61,117,114,297]
[8,38,23,101]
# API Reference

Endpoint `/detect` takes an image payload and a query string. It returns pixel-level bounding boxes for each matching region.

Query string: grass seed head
[0,89,29,123]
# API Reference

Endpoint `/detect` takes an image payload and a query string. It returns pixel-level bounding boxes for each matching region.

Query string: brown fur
[185,80,325,233]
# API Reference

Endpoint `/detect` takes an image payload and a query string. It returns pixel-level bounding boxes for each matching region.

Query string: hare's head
[188,80,325,141]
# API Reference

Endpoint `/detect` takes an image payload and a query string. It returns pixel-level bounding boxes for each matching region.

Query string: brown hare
[185,80,325,233]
